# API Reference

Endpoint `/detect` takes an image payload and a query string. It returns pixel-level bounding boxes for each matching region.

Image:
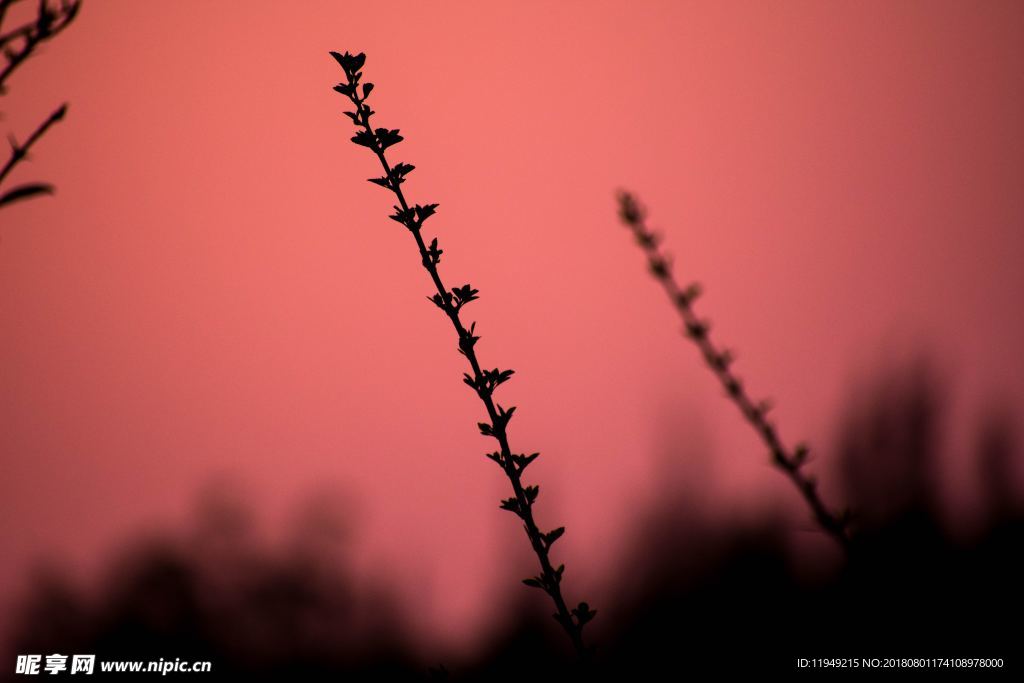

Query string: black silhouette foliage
[10,369,1023,679]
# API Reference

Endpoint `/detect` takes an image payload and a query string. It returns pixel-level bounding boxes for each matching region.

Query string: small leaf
[390,206,415,225]
[522,578,544,589]
[368,176,391,189]
[544,527,565,547]
[328,51,348,69]
[685,320,708,339]
[415,203,439,223]
[422,237,443,265]
[458,325,480,354]
[375,127,403,150]
[478,422,494,437]
[710,349,735,371]
[362,83,374,98]
[649,258,670,279]
[330,51,365,75]
[494,405,516,430]
[348,52,366,73]
[499,497,520,514]
[392,162,415,178]
[618,191,642,224]
[524,485,539,503]
[0,183,54,207]
[351,129,377,148]
[452,284,480,307]
[572,602,596,626]
[482,368,515,391]
[334,83,356,97]
[512,452,539,471]
[429,293,447,310]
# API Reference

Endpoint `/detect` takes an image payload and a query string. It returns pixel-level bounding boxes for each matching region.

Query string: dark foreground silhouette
[8,365,1022,680]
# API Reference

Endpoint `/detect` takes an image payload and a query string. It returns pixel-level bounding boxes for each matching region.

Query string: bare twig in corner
[0,102,63,207]
[617,190,852,551]
[328,51,595,656]
[0,0,81,93]
[0,0,81,211]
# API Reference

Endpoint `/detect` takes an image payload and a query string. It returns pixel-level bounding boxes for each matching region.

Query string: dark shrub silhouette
[9,492,418,680]
[9,364,1021,679]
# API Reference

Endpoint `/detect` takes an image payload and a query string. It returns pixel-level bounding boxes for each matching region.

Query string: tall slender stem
[329,52,593,656]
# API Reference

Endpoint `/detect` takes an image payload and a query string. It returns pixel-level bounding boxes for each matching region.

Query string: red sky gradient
[2,0,1023,653]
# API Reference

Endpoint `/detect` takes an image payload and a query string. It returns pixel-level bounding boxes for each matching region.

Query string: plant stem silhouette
[0,0,80,91]
[0,0,81,210]
[0,102,63,205]
[329,51,594,656]
[617,191,851,550]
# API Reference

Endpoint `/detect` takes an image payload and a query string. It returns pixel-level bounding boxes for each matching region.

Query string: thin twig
[0,19,35,49]
[0,0,81,94]
[0,1,80,211]
[0,101,63,184]
[329,51,595,656]
[617,191,852,550]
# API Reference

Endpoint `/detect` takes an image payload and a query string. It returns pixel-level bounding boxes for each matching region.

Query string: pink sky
[2,0,1023,653]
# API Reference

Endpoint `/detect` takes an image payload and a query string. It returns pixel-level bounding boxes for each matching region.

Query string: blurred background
[2,0,1022,676]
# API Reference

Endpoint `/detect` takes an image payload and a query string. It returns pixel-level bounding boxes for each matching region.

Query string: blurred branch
[616,190,852,551]
[0,0,81,93]
[0,101,63,205]
[0,0,80,212]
